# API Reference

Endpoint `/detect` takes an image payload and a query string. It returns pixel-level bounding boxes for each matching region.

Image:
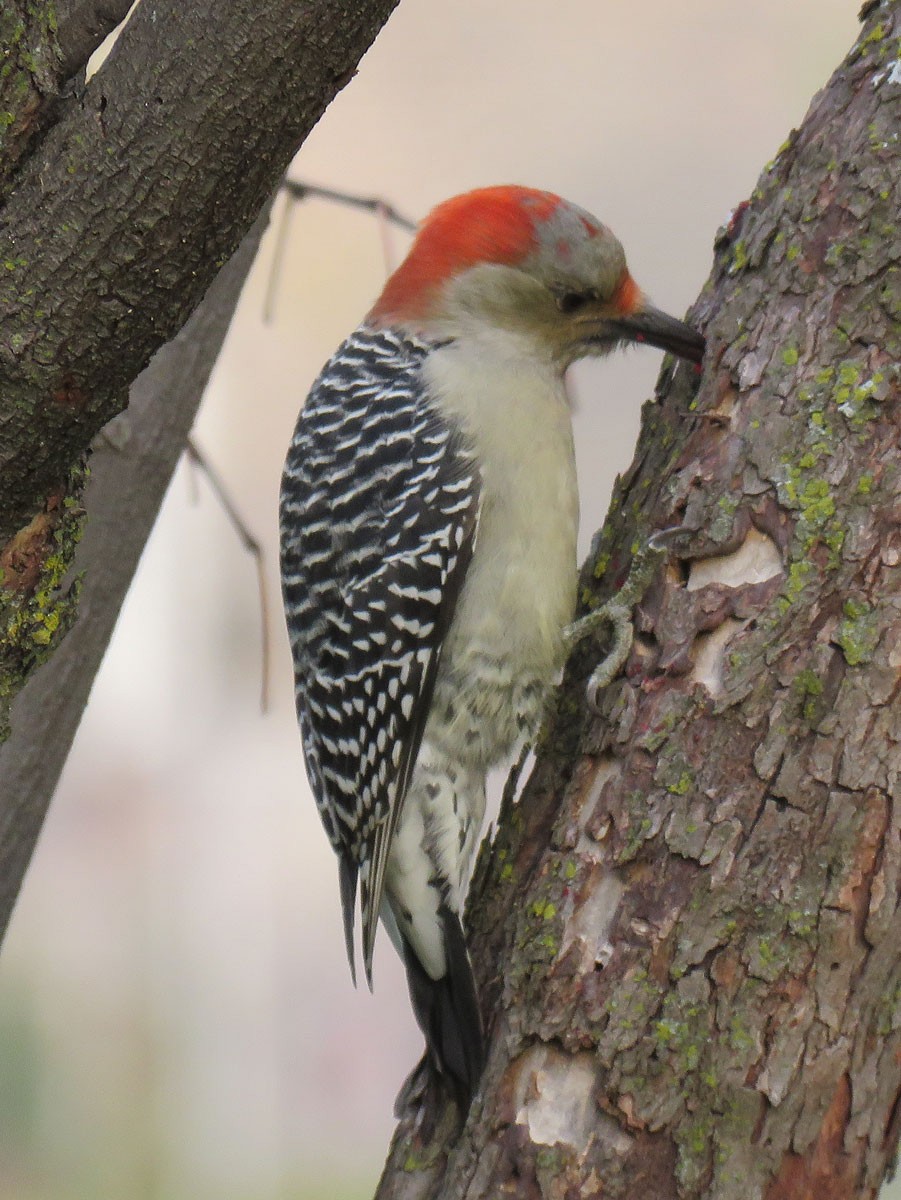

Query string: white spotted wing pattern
[279,326,480,984]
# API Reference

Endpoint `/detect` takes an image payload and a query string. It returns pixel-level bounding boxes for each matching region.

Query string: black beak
[612,303,705,365]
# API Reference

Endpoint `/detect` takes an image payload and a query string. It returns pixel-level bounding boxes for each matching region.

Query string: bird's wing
[280,326,479,986]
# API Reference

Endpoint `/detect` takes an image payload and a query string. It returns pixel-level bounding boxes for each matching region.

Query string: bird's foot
[565,525,688,711]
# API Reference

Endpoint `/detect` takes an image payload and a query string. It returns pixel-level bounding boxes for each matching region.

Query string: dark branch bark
[0,204,269,943]
[0,0,398,737]
[55,0,134,80]
[0,4,64,196]
[0,1,130,199]
[0,0,399,548]
[0,0,136,213]
[376,4,901,1198]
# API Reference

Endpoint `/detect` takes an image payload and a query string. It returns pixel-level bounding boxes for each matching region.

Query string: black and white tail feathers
[339,852,484,1108]
[400,904,485,1109]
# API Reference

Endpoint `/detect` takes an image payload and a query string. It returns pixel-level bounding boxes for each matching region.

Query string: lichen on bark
[0,460,86,740]
[0,3,63,197]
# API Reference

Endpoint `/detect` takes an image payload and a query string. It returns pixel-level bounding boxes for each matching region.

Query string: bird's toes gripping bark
[564,525,689,711]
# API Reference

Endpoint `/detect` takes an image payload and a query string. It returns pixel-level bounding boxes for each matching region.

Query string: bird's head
[369,185,704,369]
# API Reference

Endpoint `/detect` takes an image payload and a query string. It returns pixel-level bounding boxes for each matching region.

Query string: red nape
[371,186,562,324]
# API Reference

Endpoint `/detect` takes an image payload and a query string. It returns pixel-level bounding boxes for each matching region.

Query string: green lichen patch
[835,597,880,666]
[708,493,740,544]
[611,781,660,865]
[668,771,693,797]
[743,931,795,983]
[829,360,894,427]
[616,811,655,865]
[642,972,719,1189]
[599,966,665,1057]
[655,754,695,799]
[792,668,824,723]
[856,474,874,496]
[773,447,846,610]
[531,898,557,921]
[507,867,568,997]
[0,461,87,741]
[730,240,749,275]
[758,353,863,607]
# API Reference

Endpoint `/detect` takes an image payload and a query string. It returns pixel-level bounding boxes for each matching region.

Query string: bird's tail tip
[400,904,485,1110]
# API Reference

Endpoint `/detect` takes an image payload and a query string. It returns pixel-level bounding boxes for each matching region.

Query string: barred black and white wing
[279,326,479,986]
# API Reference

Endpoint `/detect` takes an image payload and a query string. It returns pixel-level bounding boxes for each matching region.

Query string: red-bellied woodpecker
[280,185,704,1107]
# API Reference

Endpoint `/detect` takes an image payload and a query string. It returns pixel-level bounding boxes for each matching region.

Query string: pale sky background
[0,4,878,1200]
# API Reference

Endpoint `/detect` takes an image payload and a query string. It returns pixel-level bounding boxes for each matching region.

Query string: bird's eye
[556,290,597,314]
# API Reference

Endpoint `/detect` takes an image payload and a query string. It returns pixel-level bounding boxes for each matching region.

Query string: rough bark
[0,3,65,197]
[376,5,901,1199]
[0,205,268,943]
[55,0,134,80]
[0,1,131,202]
[0,0,398,728]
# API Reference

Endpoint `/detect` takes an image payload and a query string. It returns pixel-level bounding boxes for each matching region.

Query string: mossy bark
[0,3,63,198]
[0,0,399,739]
[376,5,901,1198]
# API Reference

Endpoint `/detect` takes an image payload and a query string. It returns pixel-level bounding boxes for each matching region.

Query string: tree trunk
[376,5,901,1198]
[0,2,398,935]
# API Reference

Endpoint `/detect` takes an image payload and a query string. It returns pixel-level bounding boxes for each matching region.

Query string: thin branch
[280,179,418,234]
[262,192,297,325]
[265,179,415,320]
[184,437,271,714]
[375,200,399,274]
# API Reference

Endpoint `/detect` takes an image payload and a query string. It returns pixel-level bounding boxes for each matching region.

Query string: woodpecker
[280,185,704,1107]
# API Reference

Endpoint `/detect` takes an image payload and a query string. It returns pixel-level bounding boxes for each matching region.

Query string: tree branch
[0,0,400,548]
[0,0,399,739]
[281,178,418,234]
[0,203,270,944]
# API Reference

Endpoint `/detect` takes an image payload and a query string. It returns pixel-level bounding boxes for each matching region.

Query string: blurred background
[0,3,873,1199]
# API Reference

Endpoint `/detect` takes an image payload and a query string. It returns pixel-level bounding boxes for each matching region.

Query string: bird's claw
[567,525,686,710]
[647,523,691,554]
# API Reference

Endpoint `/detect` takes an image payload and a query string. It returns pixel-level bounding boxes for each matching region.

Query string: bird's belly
[427,478,579,768]
[421,337,580,769]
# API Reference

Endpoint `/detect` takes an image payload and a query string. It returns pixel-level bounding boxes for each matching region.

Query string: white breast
[424,330,579,761]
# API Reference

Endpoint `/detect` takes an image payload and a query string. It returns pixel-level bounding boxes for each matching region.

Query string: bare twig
[280,179,417,234]
[262,193,297,325]
[184,437,271,714]
[264,179,417,322]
